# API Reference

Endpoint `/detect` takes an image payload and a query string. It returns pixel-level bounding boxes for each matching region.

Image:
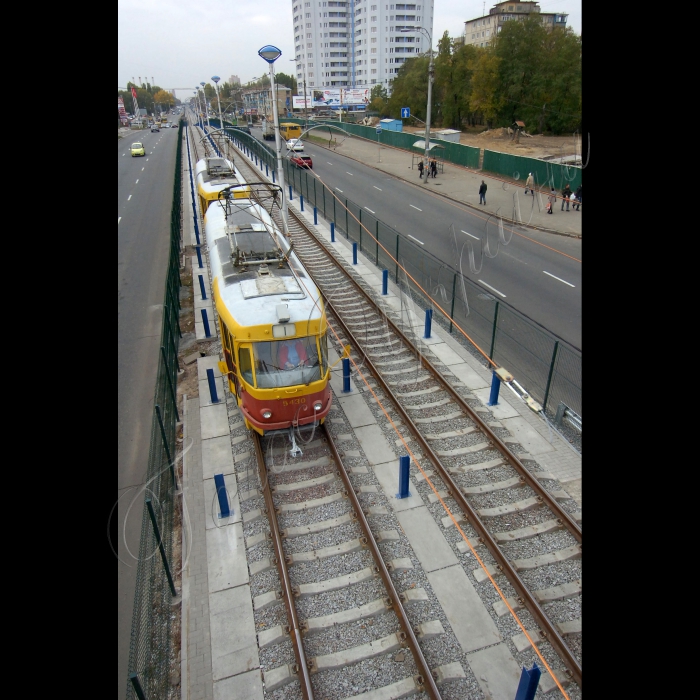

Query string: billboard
[292,96,312,110]
[294,89,371,108]
[118,96,129,125]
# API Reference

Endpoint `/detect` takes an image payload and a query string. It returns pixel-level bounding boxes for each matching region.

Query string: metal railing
[126,120,184,700]
[219,127,581,423]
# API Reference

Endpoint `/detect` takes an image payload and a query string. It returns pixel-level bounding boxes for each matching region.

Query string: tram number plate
[283,397,306,407]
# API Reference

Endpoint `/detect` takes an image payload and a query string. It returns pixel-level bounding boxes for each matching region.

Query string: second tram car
[195,156,250,215]
[205,186,332,438]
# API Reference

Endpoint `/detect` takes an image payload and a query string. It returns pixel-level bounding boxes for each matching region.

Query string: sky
[118,0,580,101]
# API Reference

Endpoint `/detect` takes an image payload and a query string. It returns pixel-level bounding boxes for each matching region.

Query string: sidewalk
[179,125,582,700]
[306,130,582,238]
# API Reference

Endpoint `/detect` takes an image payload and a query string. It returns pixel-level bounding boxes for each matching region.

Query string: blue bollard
[198,275,207,300]
[514,663,541,700]
[424,308,433,338]
[272,170,276,183]
[487,370,501,406]
[206,368,220,404]
[193,208,201,245]
[289,185,293,201]
[382,269,388,295]
[342,357,351,393]
[331,222,335,242]
[260,159,264,171]
[214,473,231,518]
[255,154,258,165]
[201,308,212,338]
[352,242,357,264]
[300,195,304,212]
[196,245,203,269]
[266,163,269,176]
[314,207,318,225]
[396,455,411,499]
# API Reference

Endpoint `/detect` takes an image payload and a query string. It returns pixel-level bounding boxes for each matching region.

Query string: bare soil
[402,125,579,160]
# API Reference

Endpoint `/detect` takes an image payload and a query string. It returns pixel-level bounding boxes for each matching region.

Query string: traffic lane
[117,132,177,696]
[306,147,581,346]
[118,133,169,207]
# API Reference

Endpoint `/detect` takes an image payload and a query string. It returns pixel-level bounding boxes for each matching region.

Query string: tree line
[375,17,581,135]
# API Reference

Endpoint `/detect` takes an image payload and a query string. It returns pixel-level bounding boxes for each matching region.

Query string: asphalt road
[117,122,180,698]
[252,128,581,349]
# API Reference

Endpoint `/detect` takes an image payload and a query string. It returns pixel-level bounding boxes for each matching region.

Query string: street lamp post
[212,76,224,127]
[258,45,289,237]
[399,26,433,183]
[201,82,211,128]
[195,88,203,127]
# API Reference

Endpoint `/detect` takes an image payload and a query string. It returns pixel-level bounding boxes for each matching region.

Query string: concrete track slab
[206,521,248,593]
[395,506,459,572]
[466,643,521,700]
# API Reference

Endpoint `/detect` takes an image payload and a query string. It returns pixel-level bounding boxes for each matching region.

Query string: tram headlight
[313,401,323,411]
[261,409,272,419]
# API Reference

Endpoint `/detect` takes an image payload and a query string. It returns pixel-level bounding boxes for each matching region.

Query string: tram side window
[239,347,253,385]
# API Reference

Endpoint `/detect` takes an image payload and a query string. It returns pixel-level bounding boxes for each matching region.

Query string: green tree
[387,55,431,121]
[468,52,504,128]
[369,84,388,114]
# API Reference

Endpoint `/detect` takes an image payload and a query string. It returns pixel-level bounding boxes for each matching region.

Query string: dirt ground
[401,125,580,160]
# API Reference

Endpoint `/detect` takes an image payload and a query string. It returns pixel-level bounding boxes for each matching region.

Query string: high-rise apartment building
[291,1,434,96]
[464,2,567,48]
[229,75,241,86]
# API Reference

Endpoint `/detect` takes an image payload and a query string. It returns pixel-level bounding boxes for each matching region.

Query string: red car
[291,154,312,169]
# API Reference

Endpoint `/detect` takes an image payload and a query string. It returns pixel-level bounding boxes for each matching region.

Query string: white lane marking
[408,235,424,245]
[335,187,343,193]
[135,179,139,184]
[118,217,122,224]
[346,171,353,176]
[543,271,575,287]
[122,153,125,156]
[410,205,422,211]
[478,280,506,297]
[461,229,479,240]
[128,195,132,201]
[327,161,333,165]
[373,186,382,191]
[365,207,375,214]
[142,167,145,170]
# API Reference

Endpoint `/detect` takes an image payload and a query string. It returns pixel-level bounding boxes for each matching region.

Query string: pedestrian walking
[417,160,424,178]
[430,158,437,178]
[561,184,572,211]
[479,180,487,205]
[524,172,535,196]
[547,188,556,214]
[573,185,582,211]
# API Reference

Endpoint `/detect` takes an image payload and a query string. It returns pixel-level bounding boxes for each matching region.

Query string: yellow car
[131,142,145,157]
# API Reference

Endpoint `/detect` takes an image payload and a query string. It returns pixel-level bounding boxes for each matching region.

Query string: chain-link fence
[126,120,184,700]
[220,129,582,421]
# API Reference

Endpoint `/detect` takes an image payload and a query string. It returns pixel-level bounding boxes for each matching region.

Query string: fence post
[395,234,400,280]
[146,498,178,596]
[201,308,212,338]
[424,309,433,338]
[396,455,411,499]
[206,368,220,404]
[155,404,178,488]
[514,663,541,700]
[376,221,379,264]
[214,473,232,518]
[489,301,500,360]
[129,673,147,700]
[342,358,351,393]
[542,341,559,414]
[449,274,457,334]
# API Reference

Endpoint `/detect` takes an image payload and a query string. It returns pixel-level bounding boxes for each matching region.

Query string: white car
[286,139,304,152]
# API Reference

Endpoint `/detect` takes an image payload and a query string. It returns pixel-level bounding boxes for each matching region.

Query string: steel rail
[318,424,442,698]
[320,299,582,689]
[251,432,315,699]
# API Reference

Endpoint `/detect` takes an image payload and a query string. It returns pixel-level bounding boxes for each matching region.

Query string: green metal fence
[126,120,184,700]
[220,128,582,421]
[482,150,581,191]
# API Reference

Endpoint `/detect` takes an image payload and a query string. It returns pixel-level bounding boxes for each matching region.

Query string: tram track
[191,125,582,697]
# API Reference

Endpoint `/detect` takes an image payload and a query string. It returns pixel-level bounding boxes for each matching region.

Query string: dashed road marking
[365,207,375,214]
[410,205,422,211]
[478,280,506,297]
[543,271,575,287]
[408,235,424,245]
[461,229,479,240]
[128,195,132,201]
[374,186,382,191]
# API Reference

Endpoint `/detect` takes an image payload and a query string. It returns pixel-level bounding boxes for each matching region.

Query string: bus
[279,123,302,141]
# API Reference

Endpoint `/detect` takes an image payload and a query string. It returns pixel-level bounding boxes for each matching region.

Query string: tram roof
[204,200,324,330]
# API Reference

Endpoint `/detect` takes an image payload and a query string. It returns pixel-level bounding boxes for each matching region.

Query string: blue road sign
[376,125,382,134]
[401,107,410,118]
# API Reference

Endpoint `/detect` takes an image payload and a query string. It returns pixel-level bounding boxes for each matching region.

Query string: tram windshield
[245,335,328,388]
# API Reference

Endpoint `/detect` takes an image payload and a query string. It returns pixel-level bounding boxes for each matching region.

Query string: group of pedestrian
[545,184,582,214]
[417,158,438,179]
